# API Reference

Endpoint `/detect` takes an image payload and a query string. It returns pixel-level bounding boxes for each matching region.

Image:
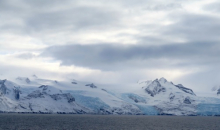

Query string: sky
[0,0,220,95]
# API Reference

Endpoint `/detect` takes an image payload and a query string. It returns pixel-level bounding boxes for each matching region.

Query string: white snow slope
[0,76,220,116]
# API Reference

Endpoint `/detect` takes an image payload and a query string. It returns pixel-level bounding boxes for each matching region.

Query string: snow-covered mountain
[212,85,220,96]
[0,76,220,116]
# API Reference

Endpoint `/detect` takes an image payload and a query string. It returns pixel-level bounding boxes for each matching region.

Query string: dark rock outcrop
[184,97,193,104]
[129,96,139,103]
[169,93,175,101]
[39,85,48,91]
[26,78,31,84]
[13,87,21,100]
[217,88,220,95]
[145,79,166,97]
[32,75,38,78]
[72,82,77,84]
[64,93,75,103]
[85,83,97,88]
[50,93,75,103]
[29,103,33,111]
[27,90,44,98]
[50,94,62,100]
[175,84,196,96]
[0,79,7,94]
[128,95,146,103]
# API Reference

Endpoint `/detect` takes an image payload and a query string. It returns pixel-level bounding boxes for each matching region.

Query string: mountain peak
[32,75,38,78]
[145,79,166,97]
[16,77,31,83]
[152,78,159,83]
[159,77,167,83]
[142,78,196,97]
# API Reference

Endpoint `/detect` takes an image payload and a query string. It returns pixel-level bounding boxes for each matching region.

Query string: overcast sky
[0,0,220,94]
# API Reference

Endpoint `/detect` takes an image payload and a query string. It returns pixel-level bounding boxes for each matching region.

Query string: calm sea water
[0,114,219,130]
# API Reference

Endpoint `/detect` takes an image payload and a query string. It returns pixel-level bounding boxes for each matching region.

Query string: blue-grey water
[0,114,219,130]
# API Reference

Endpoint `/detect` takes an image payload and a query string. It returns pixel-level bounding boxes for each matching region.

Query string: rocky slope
[212,86,220,95]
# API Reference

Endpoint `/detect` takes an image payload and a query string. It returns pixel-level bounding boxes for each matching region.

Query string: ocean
[0,114,219,130]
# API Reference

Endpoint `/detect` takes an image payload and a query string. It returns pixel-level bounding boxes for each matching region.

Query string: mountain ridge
[0,76,219,116]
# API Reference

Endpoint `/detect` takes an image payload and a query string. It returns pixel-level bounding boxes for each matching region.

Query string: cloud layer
[42,42,220,70]
[0,0,220,94]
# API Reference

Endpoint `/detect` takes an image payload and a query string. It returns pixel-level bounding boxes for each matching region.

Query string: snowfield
[0,76,220,116]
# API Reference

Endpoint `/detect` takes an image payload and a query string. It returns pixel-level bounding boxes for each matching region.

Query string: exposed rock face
[29,103,33,111]
[72,82,77,84]
[159,77,167,83]
[211,86,220,95]
[145,79,166,97]
[127,94,146,103]
[64,93,75,103]
[175,84,196,96]
[217,88,220,95]
[0,80,7,94]
[39,85,48,91]
[13,87,21,100]
[26,78,31,84]
[0,79,21,100]
[169,93,175,101]
[50,94,62,100]
[27,85,75,104]
[101,89,107,92]
[128,95,139,103]
[85,83,97,88]
[27,85,51,99]
[27,90,44,98]
[32,75,38,78]
[50,93,75,103]
[184,97,192,104]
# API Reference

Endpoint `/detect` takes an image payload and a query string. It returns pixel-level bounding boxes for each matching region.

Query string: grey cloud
[0,0,184,36]
[163,13,220,42]
[203,2,220,12]
[176,68,220,93]
[0,0,121,35]
[0,63,70,81]
[113,0,150,7]
[1,0,220,92]
[22,0,72,7]
[114,0,181,10]
[16,53,37,59]
[26,7,120,32]
[0,0,20,12]
[41,42,220,70]
[144,3,182,11]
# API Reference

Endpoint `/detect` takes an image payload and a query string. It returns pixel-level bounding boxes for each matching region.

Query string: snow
[120,93,147,104]
[0,76,220,115]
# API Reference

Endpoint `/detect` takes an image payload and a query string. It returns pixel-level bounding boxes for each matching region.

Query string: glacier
[65,90,110,113]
